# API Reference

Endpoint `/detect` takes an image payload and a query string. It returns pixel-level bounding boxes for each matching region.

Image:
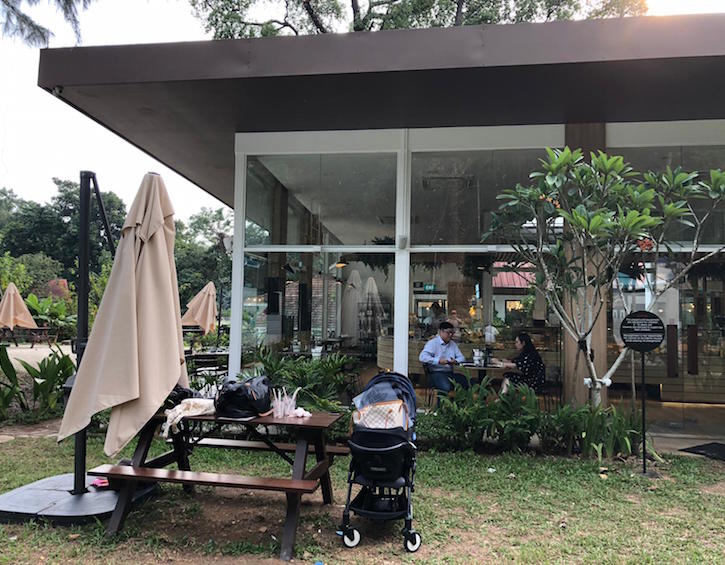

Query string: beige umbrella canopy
[58,173,188,457]
[0,282,38,330]
[181,281,217,335]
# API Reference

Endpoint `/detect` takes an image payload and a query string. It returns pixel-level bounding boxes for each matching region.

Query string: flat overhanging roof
[38,14,725,206]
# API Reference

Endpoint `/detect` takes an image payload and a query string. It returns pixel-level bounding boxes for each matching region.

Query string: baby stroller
[338,372,422,552]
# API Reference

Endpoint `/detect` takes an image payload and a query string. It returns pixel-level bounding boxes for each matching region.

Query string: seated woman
[491,332,546,394]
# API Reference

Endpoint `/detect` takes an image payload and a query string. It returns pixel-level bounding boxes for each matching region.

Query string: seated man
[419,321,469,396]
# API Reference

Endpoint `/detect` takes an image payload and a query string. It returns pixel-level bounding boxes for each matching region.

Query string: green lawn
[1,436,724,564]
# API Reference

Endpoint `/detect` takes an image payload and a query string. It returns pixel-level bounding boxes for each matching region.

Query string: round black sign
[620,311,665,352]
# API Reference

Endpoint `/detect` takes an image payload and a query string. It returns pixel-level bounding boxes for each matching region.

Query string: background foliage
[191,0,646,39]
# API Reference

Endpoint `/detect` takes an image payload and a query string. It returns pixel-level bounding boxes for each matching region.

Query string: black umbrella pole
[72,171,93,495]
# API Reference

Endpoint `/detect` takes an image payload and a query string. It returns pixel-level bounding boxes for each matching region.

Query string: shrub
[255,349,356,413]
[431,375,495,450]
[18,345,75,418]
[25,293,77,340]
[0,345,29,419]
[580,404,640,459]
[487,384,540,452]
[537,403,589,455]
[414,410,464,451]
[199,328,229,349]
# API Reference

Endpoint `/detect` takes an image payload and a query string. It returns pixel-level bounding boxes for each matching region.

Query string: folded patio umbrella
[181,281,217,334]
[58,173,188,456]
[342,270,362,345]
[362,276,385,336]
[0,282,38,330]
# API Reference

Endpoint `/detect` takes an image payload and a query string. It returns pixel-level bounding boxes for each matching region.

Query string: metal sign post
[620,311,665,475]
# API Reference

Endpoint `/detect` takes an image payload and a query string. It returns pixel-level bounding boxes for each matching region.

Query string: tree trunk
[454,0,465,26]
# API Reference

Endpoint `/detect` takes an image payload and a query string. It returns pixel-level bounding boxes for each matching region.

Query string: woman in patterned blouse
[492,332,546,393]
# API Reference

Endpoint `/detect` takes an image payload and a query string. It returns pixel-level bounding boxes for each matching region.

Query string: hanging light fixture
[334,256,348,269]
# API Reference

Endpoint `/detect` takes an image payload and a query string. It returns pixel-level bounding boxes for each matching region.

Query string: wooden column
[562,123,608,406]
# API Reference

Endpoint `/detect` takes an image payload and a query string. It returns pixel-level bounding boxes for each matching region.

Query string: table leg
[107,481,136,534]
[280,492,301,561]
[279,435,309,560]
[311,431,333,505]
[172,426,194,494]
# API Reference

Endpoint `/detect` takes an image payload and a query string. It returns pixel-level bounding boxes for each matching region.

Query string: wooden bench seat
[176,437,350,457]
[88,464,319,494]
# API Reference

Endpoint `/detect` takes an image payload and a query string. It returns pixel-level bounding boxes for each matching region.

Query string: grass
[1,436,724,563]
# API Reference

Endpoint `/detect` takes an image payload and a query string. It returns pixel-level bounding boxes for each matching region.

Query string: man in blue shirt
[419,321,469,395]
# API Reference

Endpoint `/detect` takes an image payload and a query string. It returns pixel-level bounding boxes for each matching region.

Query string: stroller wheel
[404,531,422,553]
[342,528,361,548]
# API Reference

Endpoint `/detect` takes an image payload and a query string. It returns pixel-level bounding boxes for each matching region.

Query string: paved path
[0,418,62,443]
[5,343,74,367]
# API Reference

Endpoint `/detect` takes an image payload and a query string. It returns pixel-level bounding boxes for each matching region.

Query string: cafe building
[39,14,725,431]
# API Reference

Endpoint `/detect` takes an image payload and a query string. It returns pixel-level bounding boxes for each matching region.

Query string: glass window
[610,145,725,245]
[410,149,543,245]
[407,252,561,380]
[243,251,394,370]
[245,154,397,246]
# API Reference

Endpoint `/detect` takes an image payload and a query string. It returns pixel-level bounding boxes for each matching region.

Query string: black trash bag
[215,375,271,419]
[164,384,202,410]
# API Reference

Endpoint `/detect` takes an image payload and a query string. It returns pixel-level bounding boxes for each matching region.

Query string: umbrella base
[0,473,157,525]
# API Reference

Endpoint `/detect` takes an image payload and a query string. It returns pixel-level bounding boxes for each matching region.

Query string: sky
[0,0,218,220]
[1,0,725,220]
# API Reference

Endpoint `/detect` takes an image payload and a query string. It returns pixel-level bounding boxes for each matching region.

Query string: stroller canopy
[353,372,417,427]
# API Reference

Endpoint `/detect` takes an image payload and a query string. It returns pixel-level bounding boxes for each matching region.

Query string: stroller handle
[348,440,414,453]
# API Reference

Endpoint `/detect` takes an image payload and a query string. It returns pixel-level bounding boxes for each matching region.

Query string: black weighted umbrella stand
[0,171,154,525]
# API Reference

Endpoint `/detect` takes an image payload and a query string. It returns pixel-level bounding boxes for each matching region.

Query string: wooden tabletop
[174,411,343,429]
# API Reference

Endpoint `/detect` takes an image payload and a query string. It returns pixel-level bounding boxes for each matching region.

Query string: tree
[0,200,67,271]
[17,252,63,297]
[0,179,126,282]
[487,148,725,407]
[0,251,31,295]
[190,0,647,39]
[174,208,234,315]
[175,219,222,308]
[48,177,126,280]
[187,207,233,247]
[88,250,112,327]
[0,188,20,229]
[1,0,93,46]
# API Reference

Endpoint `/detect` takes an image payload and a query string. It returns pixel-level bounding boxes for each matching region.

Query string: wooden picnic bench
[88,411,346,561]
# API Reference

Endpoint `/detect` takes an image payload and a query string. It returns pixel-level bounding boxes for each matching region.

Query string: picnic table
[0,326,53,348]
[89,411,347,561]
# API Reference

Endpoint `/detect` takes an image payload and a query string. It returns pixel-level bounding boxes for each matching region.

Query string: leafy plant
[254,348,356,412]
[0,345,29,419]
[537,403,589,455]
[486,384,540,452]
[580,405,640,459]
[414,410,463,452]
[25,293,77,340]
[199,329,229,349]
[18,346,75,417]
[433,374,495,450]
